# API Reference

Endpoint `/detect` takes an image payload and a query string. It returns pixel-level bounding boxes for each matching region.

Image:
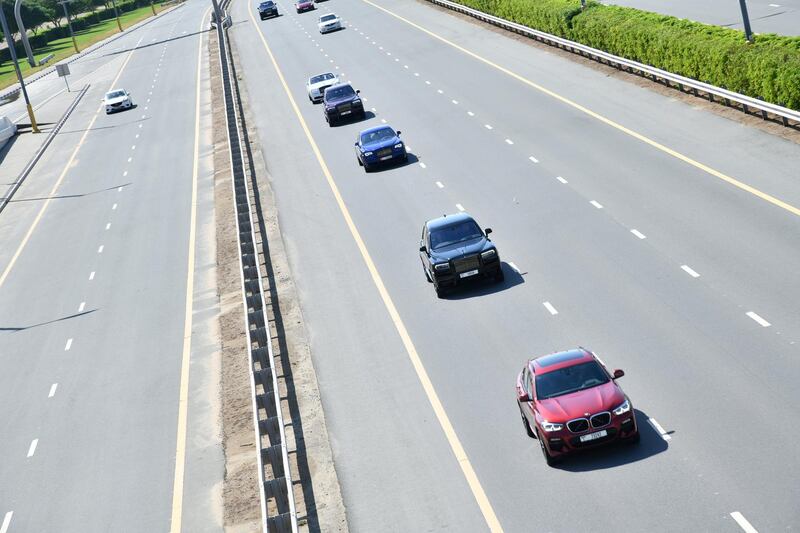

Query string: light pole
[149,0,155,16]
[0,0,40,132]
[58,0,79,53]
[738,0,754,42]
[110,0,122,32]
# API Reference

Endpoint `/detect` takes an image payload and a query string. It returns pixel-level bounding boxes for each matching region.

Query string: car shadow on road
[441,262,524,299]
[366,152,419,173]
[553,409,669,472]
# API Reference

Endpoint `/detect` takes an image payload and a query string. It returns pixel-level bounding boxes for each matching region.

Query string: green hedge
[449,0,800,110]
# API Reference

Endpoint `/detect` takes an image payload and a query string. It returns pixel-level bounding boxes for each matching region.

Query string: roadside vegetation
[1,0,163,91]
[450,0,800,109]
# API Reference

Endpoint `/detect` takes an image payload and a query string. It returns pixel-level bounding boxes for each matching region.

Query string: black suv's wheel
[434,280,446,298]
[494,268,505,283]
[537,429,560,466]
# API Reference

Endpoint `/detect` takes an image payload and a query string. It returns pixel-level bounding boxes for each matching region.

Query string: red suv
[516,348,639,465]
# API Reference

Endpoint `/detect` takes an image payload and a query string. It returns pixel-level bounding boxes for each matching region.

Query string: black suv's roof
[426,212,475,231]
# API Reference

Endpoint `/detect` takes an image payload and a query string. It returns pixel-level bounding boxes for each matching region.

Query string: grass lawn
[1,3,164,91]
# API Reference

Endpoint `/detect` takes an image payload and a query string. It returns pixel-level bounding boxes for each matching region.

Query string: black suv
[323,83,365,126]
[258,0,278,19]
[419,212,503,297]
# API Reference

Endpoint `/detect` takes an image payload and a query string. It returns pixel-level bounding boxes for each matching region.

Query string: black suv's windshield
[325,85,355,100]
[260,1,274,6]
[535,361,610,400]
[430,220,482,250]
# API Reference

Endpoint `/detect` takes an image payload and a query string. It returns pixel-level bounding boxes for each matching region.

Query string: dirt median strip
[210,25,348,532]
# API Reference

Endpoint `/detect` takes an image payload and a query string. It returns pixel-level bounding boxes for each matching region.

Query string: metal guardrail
[0,84,89,215]
[214,11,298,533]
[426,0,800,128]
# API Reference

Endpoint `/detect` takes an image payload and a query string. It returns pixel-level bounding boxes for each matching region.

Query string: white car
[318,13,342,34]
[306,72,339,103]
[103,89,133,114]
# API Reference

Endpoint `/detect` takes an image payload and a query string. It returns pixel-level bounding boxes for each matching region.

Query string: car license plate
[380,155,392,161]
[579,429,607,443]
[341,110,352,115]
[459,269,479,278]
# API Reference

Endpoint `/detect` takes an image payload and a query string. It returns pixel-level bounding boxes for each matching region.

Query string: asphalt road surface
[0,2,222,531]
[601,0,800,36]
[229,0,800,531]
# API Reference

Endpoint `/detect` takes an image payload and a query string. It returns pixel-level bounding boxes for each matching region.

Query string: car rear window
[535,361,610,400]
[429,221,482,250]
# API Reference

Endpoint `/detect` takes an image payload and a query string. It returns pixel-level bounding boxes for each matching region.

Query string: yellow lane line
[169,7,211,533]
[0,36,144,291]
[362,0,800,219]
[247,3,504,531]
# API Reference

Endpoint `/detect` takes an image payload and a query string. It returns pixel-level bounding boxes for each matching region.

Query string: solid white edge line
[64,338,72,351]
[680,265,700,278]
[0,511,12,533]
[27,438,38,458]
[508,262,520,274]
[630,229,646,239]
[543,301,558,315]
[456,203,465,211]
[746,311,771,327]
[647,417,672,440]
[590,200,603,209]
[49,383,58,398]
[730,512,759,533]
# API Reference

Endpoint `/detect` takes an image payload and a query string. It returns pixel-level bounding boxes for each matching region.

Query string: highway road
[601,0,800,36]
[0,1,223,531]
[229,0,800,531]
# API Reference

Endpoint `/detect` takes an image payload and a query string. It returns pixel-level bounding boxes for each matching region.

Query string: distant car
[516,348,639,466]
[258,0,278,18]
[306,72,339,103]
[322,83,364,125]
[318,13,342,33]
[419,213,503,297]
[103,89,133,114]
[295,0,314,13]
[354,126,407,172]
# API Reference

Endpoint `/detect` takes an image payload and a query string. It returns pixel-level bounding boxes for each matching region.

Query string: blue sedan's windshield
[430,221,482,250]
[360,128,395,145]
[535,361,610,400]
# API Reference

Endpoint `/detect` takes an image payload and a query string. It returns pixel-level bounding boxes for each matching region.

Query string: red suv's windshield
[535,361,610,399]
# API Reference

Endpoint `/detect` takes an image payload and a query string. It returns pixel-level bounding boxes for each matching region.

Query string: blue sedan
[354,125,408,172]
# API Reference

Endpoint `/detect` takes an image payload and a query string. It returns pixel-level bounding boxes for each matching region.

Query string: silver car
[103,88,133,114]
[305,72,339,103]
[318,13,342,34]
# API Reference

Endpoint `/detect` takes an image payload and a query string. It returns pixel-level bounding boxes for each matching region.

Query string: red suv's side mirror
[613,369,625,379]
[518,391,531,403]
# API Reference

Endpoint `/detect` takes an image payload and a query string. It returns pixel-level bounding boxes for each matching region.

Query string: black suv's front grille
[452,255,480,273]
[337,103,351,113]
[567,418,589,433]
[377,148,392,156]
[591,412,611,428]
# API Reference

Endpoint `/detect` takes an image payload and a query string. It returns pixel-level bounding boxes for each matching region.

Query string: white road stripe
[48,383,58,398]
[467,111,474,116]
[505,139,514,145]
[64,338,72,351]
[78,301,85,312]
[746,311,771,327]
[425,80,431,85]
[630,229,646,239]
[590,200,603,209]
[528,155,539,163]
[419,162,427,169]
[127,157,132,163]
[105,223,111,230]
[681,265,700,278]
[730,512,759,533]
[435,181,444,188]
[414,72,419,76]
[437,89,444,94]
[556,176,568,184]
[404,65,409,69]
[381,119,387,123]
[123,171,128,177]
[456,203,465,211]
[112,203,118,210]
[769,3,780,6]
[508,262,520,274]
[647,417,672,440]
[1,511,12,533]
[27,439,38,457]
[97,245,104,254]
[484,124,493,130]
[451,99,458,104]
[543,301,558,315]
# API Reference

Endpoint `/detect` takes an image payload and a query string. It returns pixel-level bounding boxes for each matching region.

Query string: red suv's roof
[531,348,594,374]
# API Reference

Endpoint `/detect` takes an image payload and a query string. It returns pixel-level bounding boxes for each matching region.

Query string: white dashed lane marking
[467,111,474,116]
[105,223,111,230]
[0,512,11,533]
[78,301,85,312]
[484,124,493,130]
[730,512,759,533]
[543,301,558,315]
[556,176,568,184]
[680,265,700,278]
[630,229,646,239]
[48,383,58,398]
[505,139,514,145]
[419,162,427,169]
[112,203,118,210]
[89,271,95,281]
[508,262,521,274]
[27,439,38,458]
[456,203,465,211]
[647,417,672,441]
[435,181,444,188]
[590,200,603,209]
[746,311,771,328]
[64,338,73,351]
[437,89,444,94]
[528,155,539,163]
[98,245,104,254]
